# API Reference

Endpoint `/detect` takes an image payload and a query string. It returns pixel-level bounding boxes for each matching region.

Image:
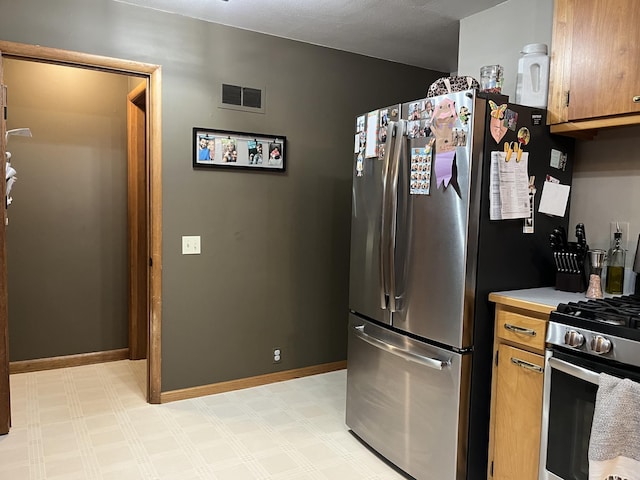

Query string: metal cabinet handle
[633,96,640,103]
[353,325,450,370]
[510,357,543,373]
[504,323,537,336]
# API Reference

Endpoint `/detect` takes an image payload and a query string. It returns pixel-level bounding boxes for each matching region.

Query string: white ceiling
[115,0,506,72]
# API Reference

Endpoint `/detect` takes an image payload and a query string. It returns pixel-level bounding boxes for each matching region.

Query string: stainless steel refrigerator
[346,90,574,480]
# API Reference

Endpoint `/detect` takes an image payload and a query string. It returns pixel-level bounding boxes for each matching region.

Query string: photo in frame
[193,127,286,172]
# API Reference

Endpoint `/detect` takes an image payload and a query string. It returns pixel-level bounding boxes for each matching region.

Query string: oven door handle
[548,356,600,385]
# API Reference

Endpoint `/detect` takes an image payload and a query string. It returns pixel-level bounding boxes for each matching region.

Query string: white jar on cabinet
[515,43,550,108]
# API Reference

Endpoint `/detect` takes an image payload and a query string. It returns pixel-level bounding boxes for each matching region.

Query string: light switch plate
[182,235,201,255]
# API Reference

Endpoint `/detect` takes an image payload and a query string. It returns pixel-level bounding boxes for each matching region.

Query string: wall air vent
[242,87,262,109]
[220,83,265,114]
[222,84,242,106]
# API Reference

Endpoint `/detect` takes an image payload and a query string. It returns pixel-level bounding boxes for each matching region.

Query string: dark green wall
[5,59,131,361]
[0,0,444,391]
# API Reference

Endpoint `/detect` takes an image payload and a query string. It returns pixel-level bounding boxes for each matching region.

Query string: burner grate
[555,295,640,330]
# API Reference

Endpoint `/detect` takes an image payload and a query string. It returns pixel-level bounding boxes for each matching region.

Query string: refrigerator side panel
[475,97,575,297]
[349,106,399,324]
[346,314,469,480]
[465,96,575,480]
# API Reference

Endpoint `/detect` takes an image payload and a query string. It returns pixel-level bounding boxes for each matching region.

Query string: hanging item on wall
[5,152,16,208]
[192,128,286,173]
[5,128,32,212]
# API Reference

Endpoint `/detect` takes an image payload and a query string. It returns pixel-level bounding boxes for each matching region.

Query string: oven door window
[546,360,596,480]
[544,349,640,480]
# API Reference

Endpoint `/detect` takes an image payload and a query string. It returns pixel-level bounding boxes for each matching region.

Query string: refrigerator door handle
[353,325,451,370]
[387,119,406,312]
[379,120,397,310]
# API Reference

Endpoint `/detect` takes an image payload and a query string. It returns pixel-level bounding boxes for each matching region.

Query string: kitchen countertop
[488,286,592,315]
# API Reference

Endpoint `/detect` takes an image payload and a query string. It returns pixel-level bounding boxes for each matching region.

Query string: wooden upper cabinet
[548,0,640,133]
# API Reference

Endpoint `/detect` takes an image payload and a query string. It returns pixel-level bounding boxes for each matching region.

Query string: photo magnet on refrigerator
[355,151,364,177]
[549,149,567,171]
[523,175,536,234]
[489,100,508,143]
[503,109,518,131]
[431,97,458,189]
[458,105,470,126]
[410,145,432,196]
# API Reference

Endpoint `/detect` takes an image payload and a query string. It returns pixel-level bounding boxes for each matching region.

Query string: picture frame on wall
[193,127,286,173]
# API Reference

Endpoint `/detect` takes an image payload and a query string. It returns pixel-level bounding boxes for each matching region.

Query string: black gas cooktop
[551,295,640,341]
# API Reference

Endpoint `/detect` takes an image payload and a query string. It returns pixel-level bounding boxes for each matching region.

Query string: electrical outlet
[273,347,281,364]
[610,222,630,251]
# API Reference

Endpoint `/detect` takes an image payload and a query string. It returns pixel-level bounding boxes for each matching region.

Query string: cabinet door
[492,344,544,480]
[567,0,640,120]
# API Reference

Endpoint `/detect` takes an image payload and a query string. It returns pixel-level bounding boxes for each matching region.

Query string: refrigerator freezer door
[346,314,470,480]
[349,105,400,325]
[391,91,480,348]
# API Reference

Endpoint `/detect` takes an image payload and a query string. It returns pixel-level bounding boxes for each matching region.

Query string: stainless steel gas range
[539,295,640,480]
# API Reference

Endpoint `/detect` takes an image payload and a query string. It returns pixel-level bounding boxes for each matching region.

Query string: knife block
[555,271,586,293]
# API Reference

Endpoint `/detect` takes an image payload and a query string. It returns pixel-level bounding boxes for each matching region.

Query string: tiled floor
[0,361,408,479]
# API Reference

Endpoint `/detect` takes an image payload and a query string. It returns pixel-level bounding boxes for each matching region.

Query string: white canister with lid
[515,43,550,108]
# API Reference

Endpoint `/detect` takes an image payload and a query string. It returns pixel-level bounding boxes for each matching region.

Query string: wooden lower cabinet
[487,298,552,480]
[491,344,544,480]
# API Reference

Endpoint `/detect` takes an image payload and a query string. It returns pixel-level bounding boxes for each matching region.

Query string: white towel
[588,372,640,480]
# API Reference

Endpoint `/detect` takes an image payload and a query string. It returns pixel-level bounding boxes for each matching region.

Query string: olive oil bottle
[605,230,625,295]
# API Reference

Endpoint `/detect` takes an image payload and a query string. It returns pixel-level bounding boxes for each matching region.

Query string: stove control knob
[590,335,612,354]
[564,330,585,348]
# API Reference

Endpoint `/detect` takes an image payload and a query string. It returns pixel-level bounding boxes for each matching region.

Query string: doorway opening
[0,41,163,434]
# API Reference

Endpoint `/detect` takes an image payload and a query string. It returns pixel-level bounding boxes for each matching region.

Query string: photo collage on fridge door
[354,107,394,177]
[408,95,473,195]
[408,99,434,196]
[407,99,434,140]
[410,145,433,195]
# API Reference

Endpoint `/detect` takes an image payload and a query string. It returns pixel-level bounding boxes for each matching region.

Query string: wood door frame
[127,81,148,363]
[0,52,10,434]
[0,41,163,421]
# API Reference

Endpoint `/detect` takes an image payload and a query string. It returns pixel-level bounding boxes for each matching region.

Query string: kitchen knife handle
[504,323,537,336]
